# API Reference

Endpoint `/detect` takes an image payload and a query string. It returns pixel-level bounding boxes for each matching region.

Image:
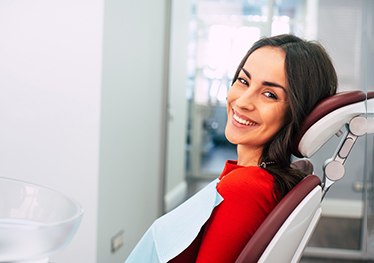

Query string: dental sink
[0,177,83,263]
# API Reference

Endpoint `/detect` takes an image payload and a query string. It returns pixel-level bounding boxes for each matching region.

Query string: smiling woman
[125,34,338,263]
[225,46,289,166]
[231,35,338,198]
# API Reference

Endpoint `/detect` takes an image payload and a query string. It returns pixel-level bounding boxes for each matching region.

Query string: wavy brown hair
[232,34,337,199]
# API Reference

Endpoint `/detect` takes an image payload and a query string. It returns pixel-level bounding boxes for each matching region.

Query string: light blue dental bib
[125,178,223,263]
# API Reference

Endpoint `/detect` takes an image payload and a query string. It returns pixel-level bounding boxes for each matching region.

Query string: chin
[224,128,238,145]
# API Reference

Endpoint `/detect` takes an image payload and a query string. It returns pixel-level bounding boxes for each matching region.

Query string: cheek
[226,87,235,101]
[226,85,243,104]
[226,88,235,111]
[266,105,288,129]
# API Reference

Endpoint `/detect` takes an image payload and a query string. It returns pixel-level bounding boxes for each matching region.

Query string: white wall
[0,1,103,262]
[164,0,191,212]
[0,0,168,262]
[98,0,168,261]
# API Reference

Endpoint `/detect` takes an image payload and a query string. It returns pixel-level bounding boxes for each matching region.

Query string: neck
[236,144,263,167]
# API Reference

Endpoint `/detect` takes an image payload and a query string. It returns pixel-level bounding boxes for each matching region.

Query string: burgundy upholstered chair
[236,90,372,263]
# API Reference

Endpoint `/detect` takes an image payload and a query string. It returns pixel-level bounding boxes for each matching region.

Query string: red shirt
[170,160,278,263]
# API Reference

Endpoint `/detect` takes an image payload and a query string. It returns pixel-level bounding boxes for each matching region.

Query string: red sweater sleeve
[196,166,277,263]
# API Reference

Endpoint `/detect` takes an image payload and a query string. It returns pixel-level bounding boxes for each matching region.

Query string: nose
[235,87,257,111]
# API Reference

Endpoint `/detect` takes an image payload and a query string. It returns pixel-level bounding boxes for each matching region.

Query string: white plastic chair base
[258,186,322,263]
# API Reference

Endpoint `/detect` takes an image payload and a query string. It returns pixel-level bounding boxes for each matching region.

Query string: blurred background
[166,0,374,262]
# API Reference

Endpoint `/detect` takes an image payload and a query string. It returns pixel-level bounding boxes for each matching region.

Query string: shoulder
[219,166,274,186]
[217,166,275,199]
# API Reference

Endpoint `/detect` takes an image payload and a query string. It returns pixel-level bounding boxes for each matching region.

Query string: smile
[233,112,258,126]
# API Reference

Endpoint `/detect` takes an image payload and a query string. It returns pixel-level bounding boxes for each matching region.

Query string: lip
[232,109,258,127]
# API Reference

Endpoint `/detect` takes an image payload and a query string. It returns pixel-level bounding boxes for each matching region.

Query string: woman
[126,34,337,263]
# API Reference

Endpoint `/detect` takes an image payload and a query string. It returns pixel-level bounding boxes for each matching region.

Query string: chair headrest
[293,90,367,158]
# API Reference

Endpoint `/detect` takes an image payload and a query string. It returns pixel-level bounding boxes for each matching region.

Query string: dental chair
[236,90,374,263]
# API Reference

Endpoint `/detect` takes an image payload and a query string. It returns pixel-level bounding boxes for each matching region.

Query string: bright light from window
[196,25,261,104]
[272,16,290,35]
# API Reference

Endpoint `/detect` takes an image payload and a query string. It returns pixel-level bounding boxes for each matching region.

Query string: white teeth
[233,114,257,126]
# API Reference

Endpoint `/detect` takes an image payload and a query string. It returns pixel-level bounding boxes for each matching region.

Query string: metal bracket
[321,115,368,197]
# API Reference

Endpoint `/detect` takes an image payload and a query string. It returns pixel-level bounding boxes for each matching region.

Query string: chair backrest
[235,175,321,263]
[236,90,369,262]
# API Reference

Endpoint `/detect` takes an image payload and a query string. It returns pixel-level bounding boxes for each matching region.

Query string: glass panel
[364,0,374,258]
[167,0,374,260]
[303,0,369,258]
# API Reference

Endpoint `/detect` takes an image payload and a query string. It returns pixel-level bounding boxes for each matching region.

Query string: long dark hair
[232,34,337,199]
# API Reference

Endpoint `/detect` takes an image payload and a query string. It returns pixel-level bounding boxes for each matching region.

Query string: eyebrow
[241,68,287,92]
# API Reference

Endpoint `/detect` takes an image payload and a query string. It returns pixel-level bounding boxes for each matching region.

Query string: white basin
[0,177,83,263]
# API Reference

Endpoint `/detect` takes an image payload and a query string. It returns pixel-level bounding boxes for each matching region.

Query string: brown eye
[237,77,248,86]
[264,91,278,100]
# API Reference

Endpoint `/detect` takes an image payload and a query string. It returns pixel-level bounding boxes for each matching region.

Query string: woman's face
[225,46,289,151]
